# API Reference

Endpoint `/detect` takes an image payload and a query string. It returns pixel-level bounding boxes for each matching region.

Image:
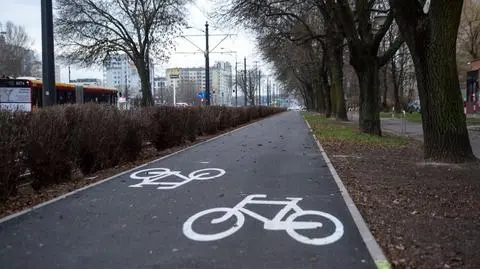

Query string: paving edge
[304,119,392,269]
[0,114,277,224]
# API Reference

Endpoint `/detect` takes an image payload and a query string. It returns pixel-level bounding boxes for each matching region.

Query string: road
[0,112,378,269]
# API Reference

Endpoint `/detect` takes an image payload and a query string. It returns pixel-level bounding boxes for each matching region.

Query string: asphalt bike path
[0,112,377,269]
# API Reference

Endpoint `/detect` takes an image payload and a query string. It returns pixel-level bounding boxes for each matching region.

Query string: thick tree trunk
[327,37,348,121]
[355,61,382,136]
[136,58,154,107]
[391,0,476,162]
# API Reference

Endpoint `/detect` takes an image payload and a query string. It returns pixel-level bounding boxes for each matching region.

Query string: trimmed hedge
[0,104,285,200]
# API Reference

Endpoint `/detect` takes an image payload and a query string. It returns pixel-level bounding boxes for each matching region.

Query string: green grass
[467,117,480,125]
[303,112,408,147]
[380,111,480,125]
[380,111,421,122]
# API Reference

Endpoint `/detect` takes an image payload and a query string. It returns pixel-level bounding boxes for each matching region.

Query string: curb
[304,119,391,269]
[0,115,271,224]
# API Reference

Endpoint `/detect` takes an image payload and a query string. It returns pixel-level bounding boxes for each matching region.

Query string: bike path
[0,111,377,269]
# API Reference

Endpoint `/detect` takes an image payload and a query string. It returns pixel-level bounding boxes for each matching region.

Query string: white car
[175,102,189,107]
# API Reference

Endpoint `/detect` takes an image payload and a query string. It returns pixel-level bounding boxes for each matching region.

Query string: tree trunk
[382,66,388,110]
[327,37,348,121]
[391,0,476,162]
[355,61,382,136]
[136,57,154,107]
[315,79,326,113]
[321,73,332,117]
[391,56,401,111]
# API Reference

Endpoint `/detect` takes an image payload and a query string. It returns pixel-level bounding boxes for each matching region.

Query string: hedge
[0,104,285,201]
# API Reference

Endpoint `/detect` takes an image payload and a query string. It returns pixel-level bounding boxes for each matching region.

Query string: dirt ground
[322,140,480,269]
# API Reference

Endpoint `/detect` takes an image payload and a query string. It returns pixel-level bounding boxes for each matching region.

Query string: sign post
[169,68,180,106]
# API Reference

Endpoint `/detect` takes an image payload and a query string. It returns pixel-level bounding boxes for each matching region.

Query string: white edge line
[304,119,391,269]
[0,116,265,224]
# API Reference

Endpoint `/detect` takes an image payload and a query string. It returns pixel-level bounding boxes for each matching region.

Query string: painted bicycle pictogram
[183,194,344,246]
[129,168,226,190]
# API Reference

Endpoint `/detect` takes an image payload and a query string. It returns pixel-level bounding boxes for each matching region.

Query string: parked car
[175,102,190,107]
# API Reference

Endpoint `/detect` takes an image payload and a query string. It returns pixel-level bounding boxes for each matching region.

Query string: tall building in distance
[165,61,232,106]
[211,61,233,106]
[103,54,154,98]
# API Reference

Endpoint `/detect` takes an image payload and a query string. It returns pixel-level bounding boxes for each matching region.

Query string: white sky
[0,0,273,82]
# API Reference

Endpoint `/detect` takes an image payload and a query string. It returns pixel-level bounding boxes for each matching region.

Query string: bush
[147,106,188,151]
[1,104,285,199]
[118,109,145,161]
[0,111,28,201]
[23,107,73,189]
[68,104,124,174]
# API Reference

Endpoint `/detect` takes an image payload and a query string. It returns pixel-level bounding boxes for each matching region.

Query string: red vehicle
[0,78,118,112]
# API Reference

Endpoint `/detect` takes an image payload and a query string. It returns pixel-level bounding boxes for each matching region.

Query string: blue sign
[197,91,205,99]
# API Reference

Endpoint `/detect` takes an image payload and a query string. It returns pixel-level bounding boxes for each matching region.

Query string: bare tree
[55,0,188,106]
[215,0,346,119]
[0,21,34,77]
[390,0,476,163]
[324,0,404,135]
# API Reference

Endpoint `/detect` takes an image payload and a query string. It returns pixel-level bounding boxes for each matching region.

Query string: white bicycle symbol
[129,168,226,189]
[183,194,344,246]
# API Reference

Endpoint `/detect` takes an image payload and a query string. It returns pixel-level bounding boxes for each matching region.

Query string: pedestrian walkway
[381,119,480,157]
[0,112,382,269]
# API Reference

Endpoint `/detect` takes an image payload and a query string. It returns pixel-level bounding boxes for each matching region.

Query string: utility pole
[41,0,56,106]
[235,61,238,107]
[205,21,210,106]
[68,65,71,83]
[244,57,247,106]
[248,71,252,106]
[124,73,129,108]
[258,69,261,106]
[266,76,270,106]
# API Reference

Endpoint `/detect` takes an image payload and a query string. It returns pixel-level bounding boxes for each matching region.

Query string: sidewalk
[0,112,381,269]
[381,119,480,158]
[347,112,480,157]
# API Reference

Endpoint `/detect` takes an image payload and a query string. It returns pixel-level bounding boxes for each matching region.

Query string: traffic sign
[169,68,180,79]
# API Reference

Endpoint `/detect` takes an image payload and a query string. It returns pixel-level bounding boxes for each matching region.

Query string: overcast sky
[0,0,272,82]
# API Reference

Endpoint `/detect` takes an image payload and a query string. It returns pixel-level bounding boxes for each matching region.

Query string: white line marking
[129,168,226,190]
[304,118,391,268]
[183,194,344,246]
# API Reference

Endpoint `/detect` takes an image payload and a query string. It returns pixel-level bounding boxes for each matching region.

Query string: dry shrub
[23,107,73,189]
[0,111,28,200]
[147,106,188,150]
[119,109,145,161]
[1,104,284,198]
[68,104,123,174]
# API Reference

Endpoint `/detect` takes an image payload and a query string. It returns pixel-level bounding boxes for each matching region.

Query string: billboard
[0,87,32,112]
